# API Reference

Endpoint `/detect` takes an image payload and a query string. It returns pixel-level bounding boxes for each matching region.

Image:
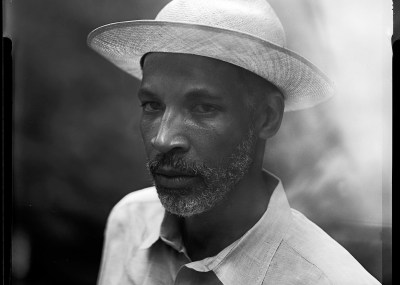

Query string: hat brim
[87,20,334,111]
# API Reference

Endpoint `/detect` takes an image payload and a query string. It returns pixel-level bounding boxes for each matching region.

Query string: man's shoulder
[105,186,164,241]
[98,188,164,284]
[109,186,161,218]
[273,209,380,285]
[115,186,160,206]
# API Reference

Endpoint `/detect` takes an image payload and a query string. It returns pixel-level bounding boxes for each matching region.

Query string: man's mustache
[147,152,203,176]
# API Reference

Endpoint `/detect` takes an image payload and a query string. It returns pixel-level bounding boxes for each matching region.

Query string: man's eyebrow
[137,87,159,99]
[137,86,224,101]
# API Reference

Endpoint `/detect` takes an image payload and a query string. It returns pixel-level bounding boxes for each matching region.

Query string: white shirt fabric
[97,172,381,285]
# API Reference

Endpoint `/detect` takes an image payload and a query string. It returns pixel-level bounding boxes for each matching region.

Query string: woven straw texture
[88,0,334,111]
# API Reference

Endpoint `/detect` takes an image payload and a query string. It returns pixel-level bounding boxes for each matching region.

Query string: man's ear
[257,91,284,139]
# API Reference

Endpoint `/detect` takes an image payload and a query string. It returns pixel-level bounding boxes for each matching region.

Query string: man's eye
[192,104,218,114]
[140,102,163,112]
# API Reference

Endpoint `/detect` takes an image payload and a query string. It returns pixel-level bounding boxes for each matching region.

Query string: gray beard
[147,127,257,217]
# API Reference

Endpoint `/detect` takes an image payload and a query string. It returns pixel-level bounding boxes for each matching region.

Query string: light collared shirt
[97,172,380,285]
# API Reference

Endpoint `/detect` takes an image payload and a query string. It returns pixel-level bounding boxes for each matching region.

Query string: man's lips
[154,167,194,177]
[153,167,199,188]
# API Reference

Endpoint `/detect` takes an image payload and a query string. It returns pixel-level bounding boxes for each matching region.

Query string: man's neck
[180,169,278,262]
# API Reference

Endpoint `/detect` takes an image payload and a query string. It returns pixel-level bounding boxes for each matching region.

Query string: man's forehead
[140,53,250,92]
[141,52,278,94]
[139,53,241,101]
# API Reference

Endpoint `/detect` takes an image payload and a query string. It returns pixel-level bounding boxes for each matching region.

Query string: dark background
[5,0,392,284]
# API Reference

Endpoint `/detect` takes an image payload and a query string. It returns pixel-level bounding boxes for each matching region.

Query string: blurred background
[5,0,392,284]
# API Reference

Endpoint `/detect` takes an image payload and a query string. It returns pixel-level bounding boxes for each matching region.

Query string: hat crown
[156,0,286,46]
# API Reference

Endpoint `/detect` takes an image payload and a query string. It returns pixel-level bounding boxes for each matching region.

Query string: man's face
[138,53,259,217]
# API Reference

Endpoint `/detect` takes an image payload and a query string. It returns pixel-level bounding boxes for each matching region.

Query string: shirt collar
[138,207,185,251]
[211,175,292,284]
[140,170,293,285]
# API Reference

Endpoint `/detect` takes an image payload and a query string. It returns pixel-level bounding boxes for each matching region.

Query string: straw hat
[87,0,334,111]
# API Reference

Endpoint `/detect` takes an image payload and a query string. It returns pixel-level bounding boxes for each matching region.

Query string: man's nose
[151,110,189,154]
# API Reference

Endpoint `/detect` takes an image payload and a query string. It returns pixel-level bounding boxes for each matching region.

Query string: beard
[146,126,257,217]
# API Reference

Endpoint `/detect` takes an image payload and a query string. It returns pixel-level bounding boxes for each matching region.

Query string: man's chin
[157,193,205,217]
[154,184,213,217]
[155,182,233,217]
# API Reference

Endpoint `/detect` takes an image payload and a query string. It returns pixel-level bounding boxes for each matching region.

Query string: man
[88,0,381,284]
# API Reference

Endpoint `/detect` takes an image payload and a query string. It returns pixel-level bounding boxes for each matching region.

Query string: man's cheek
[140,118,157,140]
[139,130,155,158]
[201,137,239,160]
